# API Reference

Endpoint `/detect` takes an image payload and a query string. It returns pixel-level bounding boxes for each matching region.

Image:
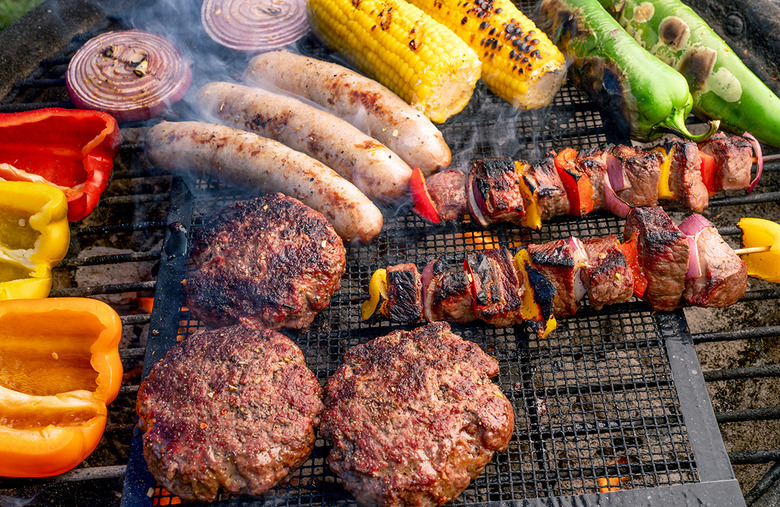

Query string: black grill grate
[1,0,778,505]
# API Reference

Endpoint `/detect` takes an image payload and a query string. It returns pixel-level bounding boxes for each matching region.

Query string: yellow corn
[307,0,482,123]
[406,0,566,109]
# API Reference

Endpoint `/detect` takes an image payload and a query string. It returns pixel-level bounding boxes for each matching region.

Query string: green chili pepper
[538,0,718,142]
[598,0,780,147]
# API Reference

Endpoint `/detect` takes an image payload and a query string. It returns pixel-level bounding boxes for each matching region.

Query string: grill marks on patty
[185,193,346,330]
[136,323,324,503]
[321,322,514,507]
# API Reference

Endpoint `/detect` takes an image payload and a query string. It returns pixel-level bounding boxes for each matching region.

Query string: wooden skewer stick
[755,153,780,163]
[735,245,771,255]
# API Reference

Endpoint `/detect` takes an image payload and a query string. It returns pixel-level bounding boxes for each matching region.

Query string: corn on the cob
[307,0,482,123]
[406,0,566,109]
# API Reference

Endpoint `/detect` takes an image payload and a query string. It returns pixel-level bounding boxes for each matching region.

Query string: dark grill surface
[0,0,778,506]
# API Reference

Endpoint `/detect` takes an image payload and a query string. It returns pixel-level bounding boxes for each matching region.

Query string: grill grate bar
[730,450,780,465]
[120,347,146,361]
[49,281,156,297]
[703,364,780,382]
[72,221,167,236]
[692,325,780,344]
[59,251,161,268]
[716,407,780,423]
[744,462,780,505]
[709,191,780,207]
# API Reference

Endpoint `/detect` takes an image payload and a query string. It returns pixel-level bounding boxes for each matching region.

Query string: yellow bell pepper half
[0,181,70,300]
[0,297,123,477]
[737,218,780,283]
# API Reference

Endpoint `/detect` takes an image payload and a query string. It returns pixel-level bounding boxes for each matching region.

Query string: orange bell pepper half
[0,297,123,477]
[0,108,121,222]
[554,148,594,216]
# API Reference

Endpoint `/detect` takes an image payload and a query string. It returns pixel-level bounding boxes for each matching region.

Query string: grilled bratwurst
[185,193,346,330]
[145,121,383,243]
[196,81,413,204]
[321,322,514,506]
[136,323,324,503]
[243,50,451,176]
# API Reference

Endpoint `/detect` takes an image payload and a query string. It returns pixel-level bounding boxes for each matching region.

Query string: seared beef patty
[320,322,514,506]
[185,193,346,329]
[136,323,324,502]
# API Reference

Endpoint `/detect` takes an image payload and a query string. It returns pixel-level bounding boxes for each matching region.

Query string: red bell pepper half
[0,108,121,221]
[409,166,441,224]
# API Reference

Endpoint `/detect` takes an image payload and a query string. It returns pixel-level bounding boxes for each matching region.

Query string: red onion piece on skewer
[602,174,631,218]
[743,132,764,193]
[66,30,192,122]
[201,0,310,53]
[679,214,711,280]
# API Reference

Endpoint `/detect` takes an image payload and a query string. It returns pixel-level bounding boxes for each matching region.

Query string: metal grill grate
[0,0,778,505]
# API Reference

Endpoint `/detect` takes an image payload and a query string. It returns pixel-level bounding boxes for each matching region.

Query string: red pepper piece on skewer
[617,231,647,298]
[698,151,718,196]
[410,166,441,224]
[554,148,594,216]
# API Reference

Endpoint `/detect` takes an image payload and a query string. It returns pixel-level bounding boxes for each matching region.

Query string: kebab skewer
[411,132,766,228]
[361,207,779,339]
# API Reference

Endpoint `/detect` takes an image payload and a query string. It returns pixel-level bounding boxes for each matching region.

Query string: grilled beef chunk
[698,132,753,190]
[581,235,634,310]
[386,263,423,323]
[664,138,709,212]
[623,206,689,311]
[526,153,569,220]
[608,144,662,207]
[575,146,610,211]
[466,158,525,225]
[426,169,467,221]
[185,193,346,330]
[422,258,476,323]
[684,222,747,307]
[465,247,524,326]
[136,323,324,503]
[321,322,514,507]
[527,238,589,317]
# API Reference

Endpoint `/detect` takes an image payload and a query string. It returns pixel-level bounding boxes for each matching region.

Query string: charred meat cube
[385,263,423,323]
[698,132,753,191]
[466,158,525,226]
[426,169,467,221]
[421,258,476,324]
[607,144,662,207]
[526,153,569,221]
[682,216,747,307]
[623,206,689,311]
[575,146,610,211]
[664,137,709,212]
[527,237,589,318]
[581,235,634,310]
[464,248,524,327]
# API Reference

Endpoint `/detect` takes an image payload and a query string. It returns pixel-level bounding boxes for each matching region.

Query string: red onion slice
[466,177,490,227]
[603,174,631,218]
[66,30,192,122]
[201,0,310,53]
[606,153,630,191]
[743,132,764,193]
[685,235,702,280]
[678,213,712,236]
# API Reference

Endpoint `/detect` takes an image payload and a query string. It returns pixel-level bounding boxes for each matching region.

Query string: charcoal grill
[0,0,778,505]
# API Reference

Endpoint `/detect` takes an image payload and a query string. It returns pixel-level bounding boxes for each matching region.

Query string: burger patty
[136,323,324,502]
[320,322,515,506]
[185,193,346,330]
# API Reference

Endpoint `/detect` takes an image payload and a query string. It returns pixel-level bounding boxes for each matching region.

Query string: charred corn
[407,0,566,109]
[306,0,482,123]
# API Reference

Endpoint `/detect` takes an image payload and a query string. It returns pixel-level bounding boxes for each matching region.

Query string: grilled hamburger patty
[321,322,514,506]
[136,323,324,502]
[185,193,346,329]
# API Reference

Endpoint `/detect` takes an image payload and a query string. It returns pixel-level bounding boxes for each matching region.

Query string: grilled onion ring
[66,30,191,122]
[201,0,310,53]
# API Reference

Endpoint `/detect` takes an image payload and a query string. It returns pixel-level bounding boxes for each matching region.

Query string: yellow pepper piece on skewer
[361,268,388,321]
[737,218,780,283]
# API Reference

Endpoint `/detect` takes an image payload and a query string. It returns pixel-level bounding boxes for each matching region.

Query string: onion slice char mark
[66,30,192,123]
[201,0,310,53]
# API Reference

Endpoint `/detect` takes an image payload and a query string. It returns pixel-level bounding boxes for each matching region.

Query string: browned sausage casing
[145,121,383,243]
[196,81,413,204]
[243,51,451,176]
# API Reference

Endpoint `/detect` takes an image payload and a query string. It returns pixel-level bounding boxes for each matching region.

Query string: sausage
[243,51,451,176]
[145,121,383,243]
[196,81,412,204]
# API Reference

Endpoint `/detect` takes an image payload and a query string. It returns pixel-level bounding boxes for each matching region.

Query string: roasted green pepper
[0,181,70,300]
[538,0,718,141]
[598,0,780,147]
